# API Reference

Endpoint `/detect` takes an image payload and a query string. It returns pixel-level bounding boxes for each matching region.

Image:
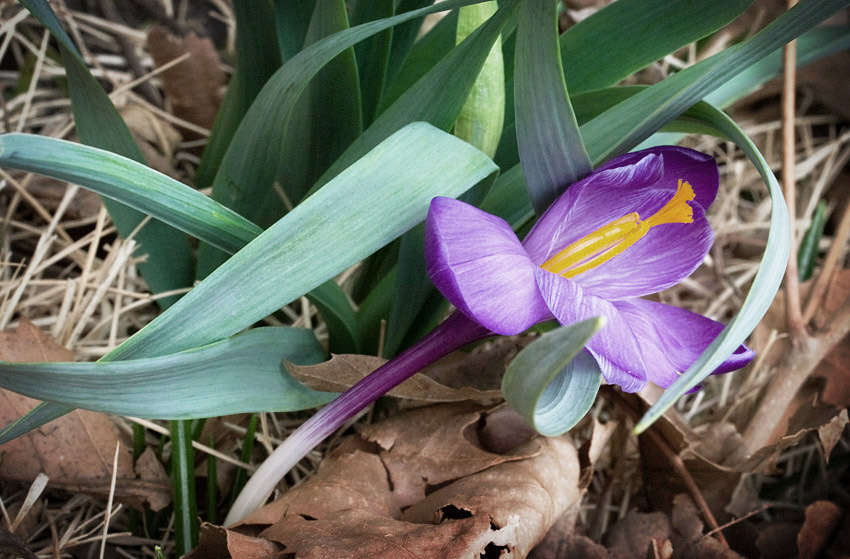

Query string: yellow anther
[540,179,695,279]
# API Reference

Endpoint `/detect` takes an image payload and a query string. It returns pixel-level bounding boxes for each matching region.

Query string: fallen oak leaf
[0,318,170,511]
[286,354,502,404]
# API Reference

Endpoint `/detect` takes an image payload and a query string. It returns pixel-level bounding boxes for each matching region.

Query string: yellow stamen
[540,179,695,279]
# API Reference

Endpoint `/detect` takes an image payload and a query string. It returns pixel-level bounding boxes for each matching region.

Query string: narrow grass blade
[798,200,827,282]
[229,414,258,507]
[502,318,604,436]
[170,420,198,554]
[514,0,590,216]
[0,328,332,418]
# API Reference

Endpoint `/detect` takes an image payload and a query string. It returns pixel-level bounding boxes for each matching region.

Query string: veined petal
[533,268,648,392]
[614,298,755,389]
[425,197,550,335]
[523,151,664,262]
[576,200,714,300]
[595,146,719,209]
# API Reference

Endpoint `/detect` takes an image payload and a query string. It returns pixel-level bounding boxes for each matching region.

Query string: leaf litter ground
[0,1,849,558]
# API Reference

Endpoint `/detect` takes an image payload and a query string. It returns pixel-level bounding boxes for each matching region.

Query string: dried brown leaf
[214,404,581,559]
[0,318,170,510]
[357,403,539,508]
[819,407,849,462]
[188,523,282,559]
[147,26,225,133]
[798,500,844,559]
[286,354,502,404]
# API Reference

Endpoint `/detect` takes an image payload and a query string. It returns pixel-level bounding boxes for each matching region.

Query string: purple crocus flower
[425,145,753,392]
[225,146,753,523]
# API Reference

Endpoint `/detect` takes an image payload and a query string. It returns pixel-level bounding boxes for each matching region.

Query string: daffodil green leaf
[502,318,604,436]
[19,0,194,309]
[581,0,850,165]
[634,102,789,433]
[0,133,261,254]
[195,0,281,189]
[514,0,590,216]
[0,328,331,419]
[496,0,752,170]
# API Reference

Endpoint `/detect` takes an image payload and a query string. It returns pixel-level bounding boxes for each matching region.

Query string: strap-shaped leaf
[514,0,590,216]
[352,0,395,126]
[0,134,261,254]
[195,0,281,189]
[203,0,491,232]
[581,0,850,165]
[0,328,331,419]
[109,123,498,361]
[495,0,752,170]
[634,102,789,433]
[307,0,519,195]
[21,0,194,309]
[502,318,604,436]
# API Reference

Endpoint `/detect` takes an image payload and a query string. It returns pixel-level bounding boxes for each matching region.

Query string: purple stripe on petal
[577,203,714,300]
[533,268,648,392]
[425,197,551,335]
[614,298,754,389]
[523,151,664,262]
[596,146,719,209]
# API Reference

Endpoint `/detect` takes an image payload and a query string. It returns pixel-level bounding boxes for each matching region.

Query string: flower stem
[224,312,490,525]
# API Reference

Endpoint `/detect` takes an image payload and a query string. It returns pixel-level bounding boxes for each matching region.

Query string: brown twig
[613,394,728,547]
[743,294,850,451]
[781,0,807,342]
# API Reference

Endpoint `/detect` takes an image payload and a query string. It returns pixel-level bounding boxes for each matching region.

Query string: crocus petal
[533,268,648,393]
[575,202,714,300]
[614,298,755,389]
[595,146,719,209]
[523,151,665,262]
[425,197,551,335]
